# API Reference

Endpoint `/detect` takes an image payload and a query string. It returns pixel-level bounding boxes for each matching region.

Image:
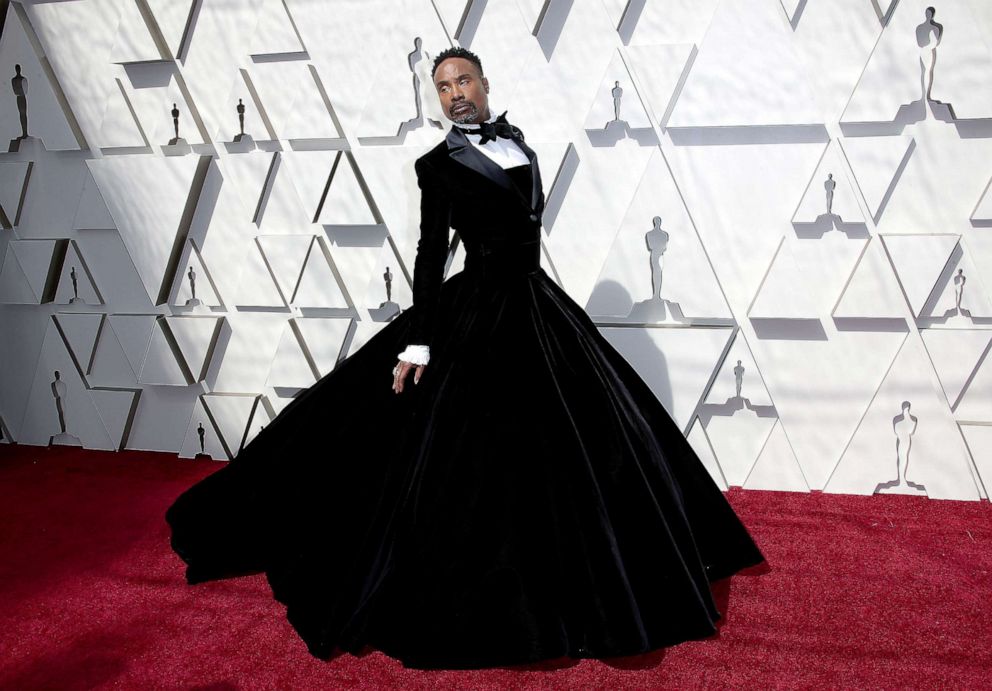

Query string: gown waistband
[462,238,542,279]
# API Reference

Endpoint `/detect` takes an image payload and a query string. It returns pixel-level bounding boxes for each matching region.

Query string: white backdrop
[1,0,990,501]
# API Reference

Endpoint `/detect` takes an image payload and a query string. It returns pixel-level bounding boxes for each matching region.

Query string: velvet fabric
[164,123,766,670]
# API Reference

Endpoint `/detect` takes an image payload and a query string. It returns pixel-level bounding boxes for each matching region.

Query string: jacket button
[529,213,538,221]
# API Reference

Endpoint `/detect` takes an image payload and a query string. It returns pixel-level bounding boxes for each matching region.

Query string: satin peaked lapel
[514,136,543,213]
[444,125,541,213]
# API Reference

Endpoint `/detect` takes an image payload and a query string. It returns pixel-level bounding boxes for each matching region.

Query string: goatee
[451,102,480,123]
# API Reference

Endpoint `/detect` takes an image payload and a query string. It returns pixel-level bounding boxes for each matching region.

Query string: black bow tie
[459,111,522,144]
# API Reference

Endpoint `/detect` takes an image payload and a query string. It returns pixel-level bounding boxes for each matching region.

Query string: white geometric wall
[1,0,990,502]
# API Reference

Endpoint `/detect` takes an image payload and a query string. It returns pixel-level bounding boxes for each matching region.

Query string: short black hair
[431,46,484,79]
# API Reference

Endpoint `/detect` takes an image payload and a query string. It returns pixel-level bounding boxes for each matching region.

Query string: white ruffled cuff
[397,344,430,366]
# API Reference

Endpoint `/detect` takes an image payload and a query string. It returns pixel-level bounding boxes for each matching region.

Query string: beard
[450,101,480,123]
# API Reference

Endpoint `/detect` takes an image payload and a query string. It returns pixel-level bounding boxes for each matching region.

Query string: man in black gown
[166,45,766,671]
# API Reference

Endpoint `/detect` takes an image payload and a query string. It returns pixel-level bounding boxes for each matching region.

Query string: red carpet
[0,443,989,690]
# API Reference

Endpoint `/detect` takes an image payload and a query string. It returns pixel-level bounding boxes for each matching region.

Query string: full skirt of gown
[164,236,766,670]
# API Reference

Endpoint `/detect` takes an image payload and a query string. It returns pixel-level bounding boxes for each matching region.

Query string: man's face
[433,57,490,124]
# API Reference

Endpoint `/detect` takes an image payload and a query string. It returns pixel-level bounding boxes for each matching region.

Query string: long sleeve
[405,157,452,351]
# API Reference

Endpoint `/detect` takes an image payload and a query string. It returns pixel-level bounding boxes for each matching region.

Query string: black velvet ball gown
[165,130,766,671]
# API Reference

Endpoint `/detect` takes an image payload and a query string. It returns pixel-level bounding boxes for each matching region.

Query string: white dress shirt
[397,108,527,367]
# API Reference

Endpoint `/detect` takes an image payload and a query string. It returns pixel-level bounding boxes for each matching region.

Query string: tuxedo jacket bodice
[406,124,547,349]
[503,163,533,204]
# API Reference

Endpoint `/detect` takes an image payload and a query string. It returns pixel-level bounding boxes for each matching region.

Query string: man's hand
[392,359,425,393]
